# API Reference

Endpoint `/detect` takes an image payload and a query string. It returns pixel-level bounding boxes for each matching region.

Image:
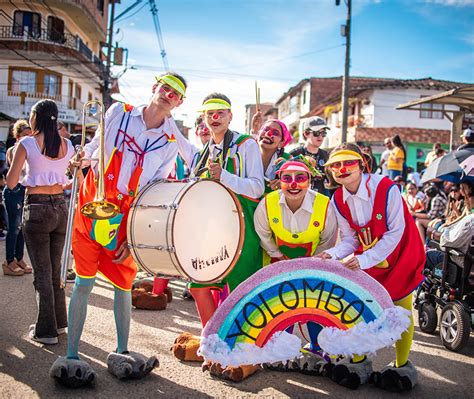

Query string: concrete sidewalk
[0,242,473,398]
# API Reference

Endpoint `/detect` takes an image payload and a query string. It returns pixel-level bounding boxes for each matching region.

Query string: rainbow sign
[199,258,411,367]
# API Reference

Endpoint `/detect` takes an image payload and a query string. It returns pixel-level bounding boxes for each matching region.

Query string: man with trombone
[50,72,187,387]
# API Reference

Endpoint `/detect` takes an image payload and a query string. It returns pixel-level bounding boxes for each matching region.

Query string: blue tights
[67,277,131,359]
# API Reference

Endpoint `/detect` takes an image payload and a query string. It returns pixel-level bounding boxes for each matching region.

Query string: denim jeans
[3,184,25,263]
[388,169,402,180]
[23,193,68,338]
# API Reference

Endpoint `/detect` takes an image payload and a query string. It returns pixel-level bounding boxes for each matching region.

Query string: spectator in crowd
[7,99,74,345]
[435,147,446,159]
[387,135,406,180]
[290,116,329,195]
[458,128,474,151]
[404,182,425,215]
[425,180,473,270]
[379,137,392,176]
[2,120,32,276]
[445,184,465,224]
[0,141,7,175]
[394,175,406,193]
[407,166,422,188]
[414,183,448,242]
[362,144,378,173]
[0,173,6,241]
[424,143,442,167]
[194,115,211,146]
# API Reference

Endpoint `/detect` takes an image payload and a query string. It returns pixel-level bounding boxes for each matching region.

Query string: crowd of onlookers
[378,129,474,247]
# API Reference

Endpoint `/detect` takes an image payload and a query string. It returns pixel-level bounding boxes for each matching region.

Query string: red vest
[333,177,425,301]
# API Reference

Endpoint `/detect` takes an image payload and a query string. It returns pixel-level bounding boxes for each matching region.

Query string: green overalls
[190,134,263,292]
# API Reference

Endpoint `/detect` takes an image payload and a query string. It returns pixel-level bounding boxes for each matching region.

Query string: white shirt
[408,171,422,188]
[254,190,338,258]
[325,174,405,270]
[84,103,179,194]
[264,152,280,181]
[174,127,264,199]
[440,214,474,267]
[380,149,390,176]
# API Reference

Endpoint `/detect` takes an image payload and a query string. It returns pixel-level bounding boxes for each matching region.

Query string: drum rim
[169,178,245,284]
[127,179,182,278]
[127,178,245,283]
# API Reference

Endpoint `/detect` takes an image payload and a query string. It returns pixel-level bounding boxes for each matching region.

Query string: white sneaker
[57,327,67,335]
[28,324,58,345]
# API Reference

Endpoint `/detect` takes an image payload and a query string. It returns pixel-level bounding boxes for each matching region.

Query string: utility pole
[337,0,351,144]
[103,0,116,107]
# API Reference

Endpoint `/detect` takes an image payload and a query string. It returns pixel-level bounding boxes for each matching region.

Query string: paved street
[0,243,473,399]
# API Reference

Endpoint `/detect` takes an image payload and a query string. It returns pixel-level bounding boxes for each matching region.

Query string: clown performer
[170,93,265,381]
[317,143,425,392]
[49,72,187,388]
[254,160,338,371]
[251,110,292,194]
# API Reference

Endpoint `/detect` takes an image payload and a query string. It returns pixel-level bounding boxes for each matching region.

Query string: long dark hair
[392,134,406,160]
[31,99,61,158]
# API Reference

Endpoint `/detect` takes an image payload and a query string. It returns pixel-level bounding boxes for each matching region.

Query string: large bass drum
[127,179,244,284]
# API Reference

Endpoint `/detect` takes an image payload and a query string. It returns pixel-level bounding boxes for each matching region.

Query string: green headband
[199,98,231,112]
[156,74,186,97]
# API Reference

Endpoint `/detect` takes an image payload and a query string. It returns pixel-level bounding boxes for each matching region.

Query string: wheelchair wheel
[418,303,437,334]
[439,303,471,352]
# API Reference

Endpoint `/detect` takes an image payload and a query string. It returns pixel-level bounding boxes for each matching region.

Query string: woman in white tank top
[6,99,74,345]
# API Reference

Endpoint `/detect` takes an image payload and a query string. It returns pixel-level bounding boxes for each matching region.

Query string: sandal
[16,259,32,274]
[2,261,24,276]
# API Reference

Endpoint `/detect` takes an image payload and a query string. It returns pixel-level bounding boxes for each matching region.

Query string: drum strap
[193,130,234,177]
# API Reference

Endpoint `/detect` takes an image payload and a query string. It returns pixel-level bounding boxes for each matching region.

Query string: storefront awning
[396,85,474,112]
[396,85,474,150]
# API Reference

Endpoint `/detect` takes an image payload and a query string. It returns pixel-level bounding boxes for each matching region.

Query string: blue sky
[112,0,474,132]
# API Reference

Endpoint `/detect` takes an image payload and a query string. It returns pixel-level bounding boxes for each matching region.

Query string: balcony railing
[0,25,104,73]
[1,90,86,123]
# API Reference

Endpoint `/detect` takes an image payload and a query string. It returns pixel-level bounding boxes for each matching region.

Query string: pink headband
[265,119,292,147]
[276,160,311,176]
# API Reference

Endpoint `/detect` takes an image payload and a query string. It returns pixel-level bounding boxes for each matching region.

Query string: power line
[131,64,296,82]
[115,2,147,24]
[207,44,344,72]
[148,0,169,70]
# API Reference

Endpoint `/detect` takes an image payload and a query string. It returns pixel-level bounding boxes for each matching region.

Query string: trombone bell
[81,200,120,220]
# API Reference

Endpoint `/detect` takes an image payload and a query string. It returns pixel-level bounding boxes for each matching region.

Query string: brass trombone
[60,100,119,288]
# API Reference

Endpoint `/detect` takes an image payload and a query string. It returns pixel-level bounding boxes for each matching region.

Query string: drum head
[172,180,243,283]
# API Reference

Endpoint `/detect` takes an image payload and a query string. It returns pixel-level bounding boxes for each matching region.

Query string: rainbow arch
[200,258,410,367]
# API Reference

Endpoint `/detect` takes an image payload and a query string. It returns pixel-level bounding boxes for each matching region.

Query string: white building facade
[0,0,109,140]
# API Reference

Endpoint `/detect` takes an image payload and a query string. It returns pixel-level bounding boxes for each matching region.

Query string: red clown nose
[166,91,175,100]
[290,181,297,189]
[212,112,219,120]
[339,167,347,174]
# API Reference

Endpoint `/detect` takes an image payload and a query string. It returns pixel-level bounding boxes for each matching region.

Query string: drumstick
[361,228,369,246]
[255,81,260,112]
[367,227,372,244]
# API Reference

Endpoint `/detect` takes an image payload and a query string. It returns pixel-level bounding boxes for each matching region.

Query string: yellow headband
[323,149,363,166]
[156,74,186,97]
[199,98,231,112]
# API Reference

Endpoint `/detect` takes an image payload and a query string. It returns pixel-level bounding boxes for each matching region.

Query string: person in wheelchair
[418,180,473,352]
[425,180,473,271]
